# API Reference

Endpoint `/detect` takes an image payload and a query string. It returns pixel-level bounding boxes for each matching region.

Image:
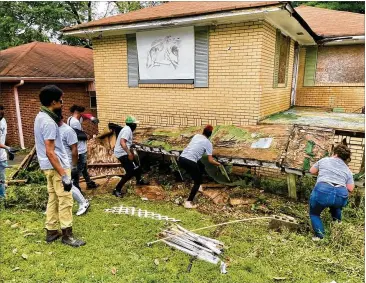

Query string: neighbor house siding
[295,46,365,112]
[0,82,98,147]
[259,21,295,119]
[93,21,269,131]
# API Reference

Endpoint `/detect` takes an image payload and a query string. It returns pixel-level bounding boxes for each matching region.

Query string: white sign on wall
[136,26,195,80]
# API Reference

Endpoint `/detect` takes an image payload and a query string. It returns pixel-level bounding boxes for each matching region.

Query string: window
[274,30,290,87]
[127,26,209,88]
[90,96,97,109]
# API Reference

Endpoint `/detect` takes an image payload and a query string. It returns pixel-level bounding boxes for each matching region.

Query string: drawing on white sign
[146,36,180,69]
[137,26,195,80]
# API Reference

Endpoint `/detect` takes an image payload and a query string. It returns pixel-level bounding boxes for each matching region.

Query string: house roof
[0,42,94,79]
[295,5,365,37]
[62,1,281,32]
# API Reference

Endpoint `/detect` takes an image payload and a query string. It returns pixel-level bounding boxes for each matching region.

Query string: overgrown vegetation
[267,112,298,121]
[5,185,48,210]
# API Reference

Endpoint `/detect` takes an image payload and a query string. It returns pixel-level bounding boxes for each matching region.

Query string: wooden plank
[287,173,297,199]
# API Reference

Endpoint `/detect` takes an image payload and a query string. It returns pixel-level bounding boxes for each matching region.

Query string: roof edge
[0,77,94,83]
[62,2,284,33]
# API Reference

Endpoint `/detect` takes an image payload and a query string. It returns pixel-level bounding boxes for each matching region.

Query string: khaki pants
[44,169,73,230]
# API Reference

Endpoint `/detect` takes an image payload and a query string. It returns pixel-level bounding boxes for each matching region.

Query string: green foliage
[5,185,48,210]
[292,1,365,13]
[267,112,298,121]
[16,169,47,185]
[260,178,288,196]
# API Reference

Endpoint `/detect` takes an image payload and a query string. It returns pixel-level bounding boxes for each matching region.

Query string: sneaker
[76,201,90,216]
[312,236,322,242]
[184,201,197,209]
[198,185,204,192]
[112,190,125,198]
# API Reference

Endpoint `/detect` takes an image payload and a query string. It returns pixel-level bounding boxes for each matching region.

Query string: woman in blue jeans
[309,144,354,239]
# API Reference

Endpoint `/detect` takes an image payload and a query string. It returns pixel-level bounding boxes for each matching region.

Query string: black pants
[73,153,92,189]
[115,156,142,193]
[178,157,205,201]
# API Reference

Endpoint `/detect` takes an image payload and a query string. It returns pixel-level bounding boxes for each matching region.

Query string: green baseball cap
[125,115,139,124]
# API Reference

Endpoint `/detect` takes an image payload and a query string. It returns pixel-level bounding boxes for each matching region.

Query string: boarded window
[273,30,290,87]
[315,45,365,84]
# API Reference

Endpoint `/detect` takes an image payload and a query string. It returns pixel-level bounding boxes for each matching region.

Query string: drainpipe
[290,43,300,107]
[13,80,25,149]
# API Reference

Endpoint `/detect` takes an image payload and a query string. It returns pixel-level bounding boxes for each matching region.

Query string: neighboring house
[295,6,365,113]
[63,1,365,132]
[0,42,98,148]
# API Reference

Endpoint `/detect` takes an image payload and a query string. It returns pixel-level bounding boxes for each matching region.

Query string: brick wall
[0,82,98,147]
[93,21,282,131]
[259,22,295,119]
[295,47,365,112]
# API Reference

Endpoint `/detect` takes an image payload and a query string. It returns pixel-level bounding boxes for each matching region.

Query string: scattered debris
[12,248,17,254]
[158,224,227,273]
[21,253,28,260]
[24,233,36,238]
[273,277,287,280]
[11,223,20,229]
[105,205,181,222]
[201,190,229,205]
[154,259,160,266]
[269,215,299,232]
[135,185,166,200]
[11,267,20,272]
[229,198,256,206]
[5,220,12,225]
[111,267,117,275]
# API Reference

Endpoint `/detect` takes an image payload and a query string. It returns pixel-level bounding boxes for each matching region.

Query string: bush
[260,178,288,196]
[5,185,48,210]
[16,169,47,185]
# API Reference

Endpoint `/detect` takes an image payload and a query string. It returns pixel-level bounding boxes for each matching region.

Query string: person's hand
[5,147,18,154]
[61,175,72,192]
[128,152,134,161]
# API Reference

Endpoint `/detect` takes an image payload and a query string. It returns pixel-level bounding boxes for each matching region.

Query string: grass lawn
[1,187,364,283]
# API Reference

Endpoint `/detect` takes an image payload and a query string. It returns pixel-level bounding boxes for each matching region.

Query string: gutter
[283,2,323,42]
[62,5,284,37]
[317,35,365,45]
[0,77,94,83]
[13,80,25,149]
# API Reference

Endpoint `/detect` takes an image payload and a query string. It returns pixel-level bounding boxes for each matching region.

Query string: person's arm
[45,139,66,176]
[309,166,319,175]
[121,138,133,161]
[71,143,78,167]
[346,183,355,192]
[346,171,355,192]
[208,155,221,166]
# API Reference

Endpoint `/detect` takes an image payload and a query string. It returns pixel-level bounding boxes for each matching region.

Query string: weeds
[5,185,48,210]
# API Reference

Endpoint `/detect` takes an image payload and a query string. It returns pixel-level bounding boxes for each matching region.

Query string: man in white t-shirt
[34,85,85,247]
[67,105,98,190]
[0,105,18,198]
[179,125,221,208]
[112,116,148,197]
[58,118,90,216]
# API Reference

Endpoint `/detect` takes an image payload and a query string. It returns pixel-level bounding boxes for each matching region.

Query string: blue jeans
[309,182,348,238]
[0,161,7,198]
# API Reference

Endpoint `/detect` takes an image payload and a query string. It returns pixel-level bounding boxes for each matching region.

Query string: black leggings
[115,156,142,193]
[178,157,205,201]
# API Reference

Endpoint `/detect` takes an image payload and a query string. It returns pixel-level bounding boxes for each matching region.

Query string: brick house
[62,1,365,131]
[0,42,98,148]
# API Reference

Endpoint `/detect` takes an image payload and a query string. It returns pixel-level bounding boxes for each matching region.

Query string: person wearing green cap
[112,116,148,197]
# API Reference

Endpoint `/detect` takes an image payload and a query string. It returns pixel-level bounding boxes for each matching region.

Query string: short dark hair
[70,105,85,113]
[334,144,351,162]
[0,105,4,110]
[39,85,63,106]
[203,125,213,138]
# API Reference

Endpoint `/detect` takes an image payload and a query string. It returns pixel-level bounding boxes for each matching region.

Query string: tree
[292,1,365,14]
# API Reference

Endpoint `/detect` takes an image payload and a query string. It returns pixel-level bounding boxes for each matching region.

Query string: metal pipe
[13,80,25,149]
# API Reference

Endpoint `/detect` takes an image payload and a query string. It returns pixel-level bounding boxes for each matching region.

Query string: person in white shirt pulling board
[179,125,221,209]
[112,116,148,198]
[67,105,99,190]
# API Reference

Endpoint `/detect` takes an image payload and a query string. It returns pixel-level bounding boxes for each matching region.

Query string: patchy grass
[267,112,298,121]
[211,125,253,142]
[0,185,364,283]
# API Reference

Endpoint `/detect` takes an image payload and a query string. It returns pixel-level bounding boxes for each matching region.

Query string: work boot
[86,181,99,190]
[136,179,149,186]
[61,227,86,247]
[45,229,62,243]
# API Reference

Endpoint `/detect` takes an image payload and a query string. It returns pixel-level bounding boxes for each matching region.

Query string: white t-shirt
[313,157,354,187]
[34,112,70,170]
[67,116,87,154]
[114,126,133,158]
[0,118,7,162]
[180,134,213,163]
[59,123,78,164]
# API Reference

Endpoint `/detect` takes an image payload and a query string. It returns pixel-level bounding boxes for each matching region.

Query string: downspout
[290,43,300,106]
[13,80,25,149]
